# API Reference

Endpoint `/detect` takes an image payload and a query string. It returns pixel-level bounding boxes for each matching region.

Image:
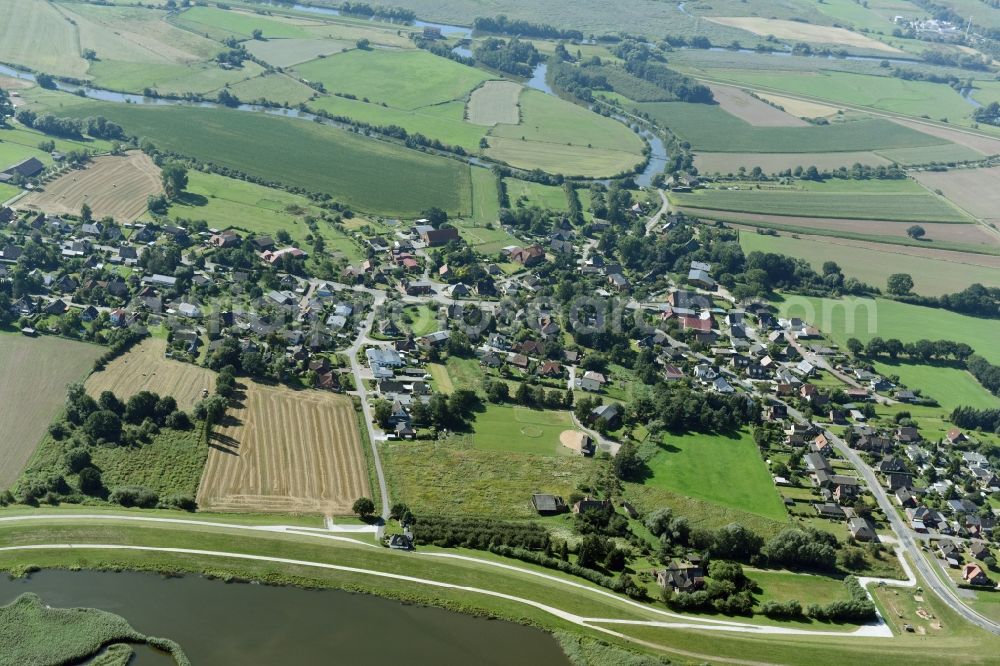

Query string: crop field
[227,73,317,106]
[756,93,841,118]
[53,102,472,216]
[872,361,1000,411]
[672,182,970,223]
[0,0,88,78]
[244,38,352,68]
[707,84,807,127]
[198,384,369,515]
[87,59,267,97]
[706,70,974,124]
[889,118,1000,155]
[466,406,577,456]
[466,81,522,126]
[694,151,891,175]
[295,49,489,110]
[739,231,1000,295]
[64,3,218,66]
[16,152,162,223]
[506,178,568,211]
[381,439,593,518]
[638,102,946,152]
[86,338,216,412]
[912,167,1000,223]
[777,296,1000,364]
[705,17,903,52]
[639,430,788,522]
[874,143,986,165]
[0,334,102,489]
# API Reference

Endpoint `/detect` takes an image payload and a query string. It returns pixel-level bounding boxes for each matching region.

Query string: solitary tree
[352,496,376,518]
[906,224,926,240]
[886,273,914,295]
[161,163,188,200]
[846,338,864,356]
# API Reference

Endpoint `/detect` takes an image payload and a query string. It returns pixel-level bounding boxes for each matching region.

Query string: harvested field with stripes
[85,338,216,411]
[197,382,368,515]
[17,151,162,222]
[466,80,521,126]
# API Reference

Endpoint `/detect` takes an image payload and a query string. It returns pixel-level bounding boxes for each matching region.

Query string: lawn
[639,430,788,522]
[381,438,594,518]
[295,49,489,110]
[52,101,472,216]
[777,296,1000,364]
[750,569,850,606]
[402,304,441,337]
[506,178,569,211]
[0,125,113,172]
[0,334,103,490]
[872,361,1000,411]
[738,232,1000,296]
[166,171,362,260]
[428,356,485,395]
[673,182,970,223]
[636,101,946,152]
[468,405,577,456]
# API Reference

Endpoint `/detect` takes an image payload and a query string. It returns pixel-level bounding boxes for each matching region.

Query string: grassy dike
[0,514,999,665]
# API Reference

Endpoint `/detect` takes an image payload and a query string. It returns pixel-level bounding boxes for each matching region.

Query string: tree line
[473,15,584,40]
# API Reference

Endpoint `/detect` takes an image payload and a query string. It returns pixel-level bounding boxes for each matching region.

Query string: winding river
[0,569,571,665]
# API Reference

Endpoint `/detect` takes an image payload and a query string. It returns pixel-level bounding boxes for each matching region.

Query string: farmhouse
[509,245,546,267]
[0,156,44,181]
[656,561,704,592]
[415,224,460,246]
[580,370,606,392]
[531,494,567,515]
[261,247,307,264]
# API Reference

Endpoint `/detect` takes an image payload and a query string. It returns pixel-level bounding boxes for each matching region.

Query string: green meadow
[639,430,788,522]
[507,178,569,211]
[777,296,1000,364]
[872,361,1000,411]
[53,102,472,216]
[164,171,362,260]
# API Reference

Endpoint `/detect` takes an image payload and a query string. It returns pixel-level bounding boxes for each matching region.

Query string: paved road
[346,291,391,521]
[645,189,671,236]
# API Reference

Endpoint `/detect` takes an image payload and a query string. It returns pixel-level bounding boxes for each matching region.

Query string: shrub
[109,485,159,508]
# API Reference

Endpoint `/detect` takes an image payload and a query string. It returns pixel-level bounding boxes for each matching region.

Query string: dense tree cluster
[950,406,1000,432]
[413,516,550,549]
[610,40,713,103]
[968,355,1000,398]
[853,336,974,362]
[626,382,760,435]
[473,37,541,77]
[338,2,415,21]
[473,15,583,40]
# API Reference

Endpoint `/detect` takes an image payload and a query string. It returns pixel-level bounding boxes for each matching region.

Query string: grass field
[673,180,970,223]
[85,338,216,411]
[164,170,361,261]
[0,125,113,173]
[381,439,594,519]
[172,5,321,40]
[750,569,850,606]
[875,143,987,165]
[295,49,489,110]
[17,152,161,223]
[488,90,645,177]
[199,383,369,515]
[507,178,569,211]
[0,334,102,490]
[244,37,352,67]
[469,167,500,225]
[227,73,317,106]
[466,80,522,126]
[638,101,947,153]
[872,361,1000,411]
[637,429,788,522]
[465,405,577,456]
[777,296,1000,364]
[52,101,472,216]
[739,232,1000,296]
[0,0,88,78]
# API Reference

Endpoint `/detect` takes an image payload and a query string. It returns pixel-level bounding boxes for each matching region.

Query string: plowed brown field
[197,382,368,515]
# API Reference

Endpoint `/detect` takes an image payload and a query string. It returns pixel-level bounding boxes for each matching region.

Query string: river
[0,569,571,665]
